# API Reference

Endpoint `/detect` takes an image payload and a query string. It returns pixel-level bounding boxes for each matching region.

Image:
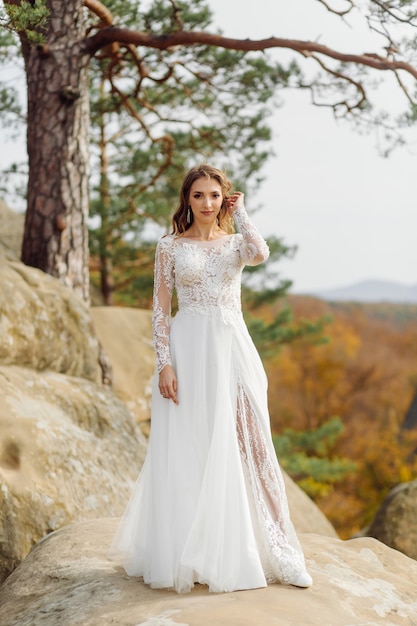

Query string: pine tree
[1,0,416,301]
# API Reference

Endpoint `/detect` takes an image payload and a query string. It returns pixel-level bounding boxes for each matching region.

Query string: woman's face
[188,177,223,226]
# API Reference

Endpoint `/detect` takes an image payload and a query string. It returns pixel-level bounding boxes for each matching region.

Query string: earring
[187,207,191,224]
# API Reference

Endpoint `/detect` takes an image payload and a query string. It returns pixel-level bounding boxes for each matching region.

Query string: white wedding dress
[109,206,309,593]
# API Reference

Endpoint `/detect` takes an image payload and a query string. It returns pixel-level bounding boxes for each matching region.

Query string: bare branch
[101,81,175,232]
[169,0,184,30]
[84,28,417,82]
[84,0,113,27]
[393,69,417,107]
[110,83,155,142]
[314,0,355,17]
[84,1,150,94]
[298,50,367,114]
[144,63,177,85]
[370,0,417,26]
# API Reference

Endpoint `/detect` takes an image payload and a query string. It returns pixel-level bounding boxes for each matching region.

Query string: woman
[109,164,312,593]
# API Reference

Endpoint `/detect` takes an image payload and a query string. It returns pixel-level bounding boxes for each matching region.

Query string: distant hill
[306,279,417,304]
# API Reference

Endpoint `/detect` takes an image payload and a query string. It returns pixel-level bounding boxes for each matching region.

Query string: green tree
[86,0,289,303]
[273,416,357,498]
[1,0,417,301]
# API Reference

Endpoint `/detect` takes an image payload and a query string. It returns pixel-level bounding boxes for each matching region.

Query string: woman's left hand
[226,191,244,215]
[158,364,179,405]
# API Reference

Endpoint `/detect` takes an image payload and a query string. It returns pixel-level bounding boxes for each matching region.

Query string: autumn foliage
[264,296,417,538]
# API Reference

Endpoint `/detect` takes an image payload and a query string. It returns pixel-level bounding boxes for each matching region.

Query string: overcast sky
[208,0,417,293]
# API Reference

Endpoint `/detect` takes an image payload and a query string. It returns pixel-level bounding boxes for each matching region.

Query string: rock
[367,479,417,560]
[0,365,147,584]
[0,247,151,583]
[0,259,100,381]
[0,201,24,260]
[282,471,337,538]
[91,307,155,430]
[0,518,416,626]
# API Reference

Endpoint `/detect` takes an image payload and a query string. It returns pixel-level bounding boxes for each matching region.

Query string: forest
[266,296,417,537]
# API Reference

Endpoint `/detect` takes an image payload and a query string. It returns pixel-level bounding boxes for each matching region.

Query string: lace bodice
[152,206,269,373]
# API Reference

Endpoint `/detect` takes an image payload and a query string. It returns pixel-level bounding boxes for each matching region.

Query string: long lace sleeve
[233,205,270,266]
[152,237,175,373]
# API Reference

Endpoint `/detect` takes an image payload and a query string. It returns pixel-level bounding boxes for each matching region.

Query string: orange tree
[266,296,417,536]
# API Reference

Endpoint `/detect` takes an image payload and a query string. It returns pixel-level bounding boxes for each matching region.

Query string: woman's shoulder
[156,234,176,250]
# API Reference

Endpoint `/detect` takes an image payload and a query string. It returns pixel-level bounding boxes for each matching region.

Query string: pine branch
[84,28,417,82]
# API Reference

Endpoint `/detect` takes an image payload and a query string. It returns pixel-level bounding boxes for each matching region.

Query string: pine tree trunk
[20,0,91,303]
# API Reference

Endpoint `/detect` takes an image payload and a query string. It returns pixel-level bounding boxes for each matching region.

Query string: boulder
[367,479,417,560]
[0,358,334,587]
[0,365,147,584]
[282,471,337,538]
[91,307,154,430]
[0,259,100,381]
[0,200,24,260]
[0,234,151,583]
[0,518,416,626]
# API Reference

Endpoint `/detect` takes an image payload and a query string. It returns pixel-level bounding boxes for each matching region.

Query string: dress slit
[236,383,305,583]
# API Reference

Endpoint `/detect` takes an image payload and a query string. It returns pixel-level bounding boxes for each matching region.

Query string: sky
[207,0,417,293]
[0,1,416,294]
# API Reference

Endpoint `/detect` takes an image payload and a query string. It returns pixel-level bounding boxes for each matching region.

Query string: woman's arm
[228,192,270,266]
[152,238,178,404]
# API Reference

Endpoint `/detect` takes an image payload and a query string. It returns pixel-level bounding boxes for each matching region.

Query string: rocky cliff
[0,206,148,582]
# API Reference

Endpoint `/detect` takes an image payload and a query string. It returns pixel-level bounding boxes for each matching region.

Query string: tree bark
[20,0,91,302]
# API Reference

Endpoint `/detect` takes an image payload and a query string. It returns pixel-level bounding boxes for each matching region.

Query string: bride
[109,164,312,593]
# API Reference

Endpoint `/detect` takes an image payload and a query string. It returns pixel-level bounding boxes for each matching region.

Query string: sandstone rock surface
[367,478,417,561]
[282,471,337,538]
[0,258,100,380]
[0,235,150,583]
[0,200,24,260]
[0,365,147,583]
[0,264,150,584]
[0,518,416,626]
[91,307,154,428]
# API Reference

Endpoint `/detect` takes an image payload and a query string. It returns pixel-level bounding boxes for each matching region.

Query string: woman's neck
[183,225,225,241]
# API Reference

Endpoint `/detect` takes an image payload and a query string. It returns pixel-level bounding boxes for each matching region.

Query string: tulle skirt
[109,310,307,593]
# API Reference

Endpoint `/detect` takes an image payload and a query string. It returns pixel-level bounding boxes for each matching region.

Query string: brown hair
[170,164,234,235]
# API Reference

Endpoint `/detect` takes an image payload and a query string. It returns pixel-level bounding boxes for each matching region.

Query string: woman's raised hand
[226,191,244,215]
